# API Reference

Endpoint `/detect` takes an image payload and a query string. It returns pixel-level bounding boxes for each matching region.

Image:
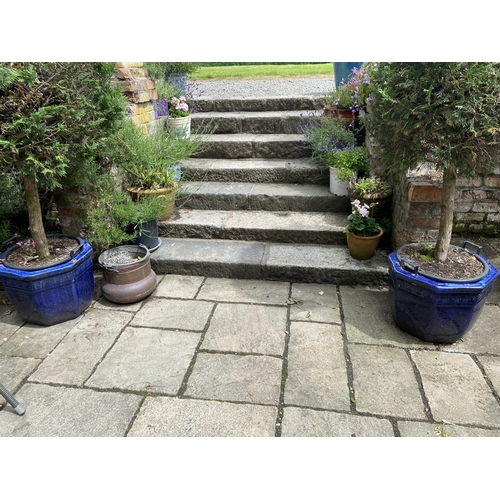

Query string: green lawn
[192,63,334,80]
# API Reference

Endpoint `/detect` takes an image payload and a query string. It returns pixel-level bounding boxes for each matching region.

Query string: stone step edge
[192,96,327,113]
[150,238,389,285]
[158,209,350,244]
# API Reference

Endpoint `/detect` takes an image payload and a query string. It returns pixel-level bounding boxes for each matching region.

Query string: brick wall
[392,164,500,249]
[113,62,158,131]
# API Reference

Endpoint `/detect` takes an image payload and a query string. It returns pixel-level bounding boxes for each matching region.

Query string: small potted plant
[301,117,368,195]
[324,64,373,130]
[345,199,384,260]
[104,120,203,221]
[323,81,355,125]
[347,177,392,219]
[167,95,191,137]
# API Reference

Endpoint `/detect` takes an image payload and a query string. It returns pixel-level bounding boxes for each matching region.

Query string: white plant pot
[167,116,191,138]
[329,168,348,196]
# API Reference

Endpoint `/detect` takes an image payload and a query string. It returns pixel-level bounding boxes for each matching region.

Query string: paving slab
[202,303,287,355]
[477,355,500,395]
[289,283,341,323]
[184,353,282,405]
[281,407,395,437]
[130,297,214,331]
[197,277,289,305]
[0,315,82,359]
[341,286,434,348]
[29,309,133,385]
[86,327,201,394]
[153,274,205,299]
[0,355,40,405]
[441,305,500,355]
[0,383,141,437]
[349,344,426,419]
[411,350,500,427]
[0,303,24,337]
[128,396,277,437]
[285,322,350,411]
[398,420,500,437]
[92,295,145,312]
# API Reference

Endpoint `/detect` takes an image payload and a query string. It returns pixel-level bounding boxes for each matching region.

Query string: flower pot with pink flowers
[167,96,191,137]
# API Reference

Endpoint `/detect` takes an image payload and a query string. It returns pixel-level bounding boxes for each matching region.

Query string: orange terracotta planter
[346,229,383,260]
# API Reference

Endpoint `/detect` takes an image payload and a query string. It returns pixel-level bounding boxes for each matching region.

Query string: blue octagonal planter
[388,243,498,344]
[0,235,94,326]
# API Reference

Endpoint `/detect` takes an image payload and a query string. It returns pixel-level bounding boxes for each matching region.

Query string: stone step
[193,133,309,159]
[159,209,349,245]
[192,96,326,113]
[150,237,389,285]
[191,110,319,135]
[176,182,350,213]
[180,158,329,185]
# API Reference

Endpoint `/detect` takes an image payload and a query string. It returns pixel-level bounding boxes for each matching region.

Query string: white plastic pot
[329,168,348,196]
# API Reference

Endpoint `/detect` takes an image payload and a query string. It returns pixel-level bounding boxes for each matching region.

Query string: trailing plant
[0,62,127,262]
[366,62,500,262]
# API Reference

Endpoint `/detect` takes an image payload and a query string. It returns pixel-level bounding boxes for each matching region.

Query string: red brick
[407,218,441,229]
[408,182,442,203]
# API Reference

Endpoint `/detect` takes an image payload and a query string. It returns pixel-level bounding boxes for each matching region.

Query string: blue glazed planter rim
[0,236,91,278]
[395,242,491,284]
[389,248,498,292]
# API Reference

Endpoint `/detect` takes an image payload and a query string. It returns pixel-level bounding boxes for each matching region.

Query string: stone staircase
[151,95,389,284]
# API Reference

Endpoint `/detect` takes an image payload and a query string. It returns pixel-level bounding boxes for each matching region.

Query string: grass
[192,63,334,80]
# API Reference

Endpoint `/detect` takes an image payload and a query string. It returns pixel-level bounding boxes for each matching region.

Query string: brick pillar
[113,62,158,132]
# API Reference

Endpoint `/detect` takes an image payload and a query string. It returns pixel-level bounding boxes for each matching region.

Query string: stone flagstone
[29,309,133,386]
[349,344,426,419]
[281,407,395,437]
[411,350,500,427]
[128,396,277,437]
[0,383,141,437]
[184,353,283,405]
[202,302,287,355]
[86,327,201,394]
[285,322,350,411]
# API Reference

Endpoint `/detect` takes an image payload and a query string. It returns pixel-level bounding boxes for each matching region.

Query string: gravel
[188,77,335,99]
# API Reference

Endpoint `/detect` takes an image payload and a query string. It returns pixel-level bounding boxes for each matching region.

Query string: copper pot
[98,245,156,304]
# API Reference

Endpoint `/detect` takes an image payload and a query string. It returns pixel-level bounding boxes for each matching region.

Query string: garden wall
[113,62,158,131]
[392,164,500,249]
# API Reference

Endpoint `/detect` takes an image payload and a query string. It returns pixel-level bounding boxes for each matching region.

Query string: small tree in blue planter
[0,62,127,263]
[366,62,500,263]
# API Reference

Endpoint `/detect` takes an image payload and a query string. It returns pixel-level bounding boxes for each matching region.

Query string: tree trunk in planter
[22,174,50,259]
[435,166,456,263]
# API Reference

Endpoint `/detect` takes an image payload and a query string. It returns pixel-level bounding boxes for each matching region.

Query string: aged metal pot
[98,245,156,304]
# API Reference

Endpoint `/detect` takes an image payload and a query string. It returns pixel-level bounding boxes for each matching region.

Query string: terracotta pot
[126,184,177,221]
[323,105,355,125]
[98,245,156,304]
[346,229,383,260]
